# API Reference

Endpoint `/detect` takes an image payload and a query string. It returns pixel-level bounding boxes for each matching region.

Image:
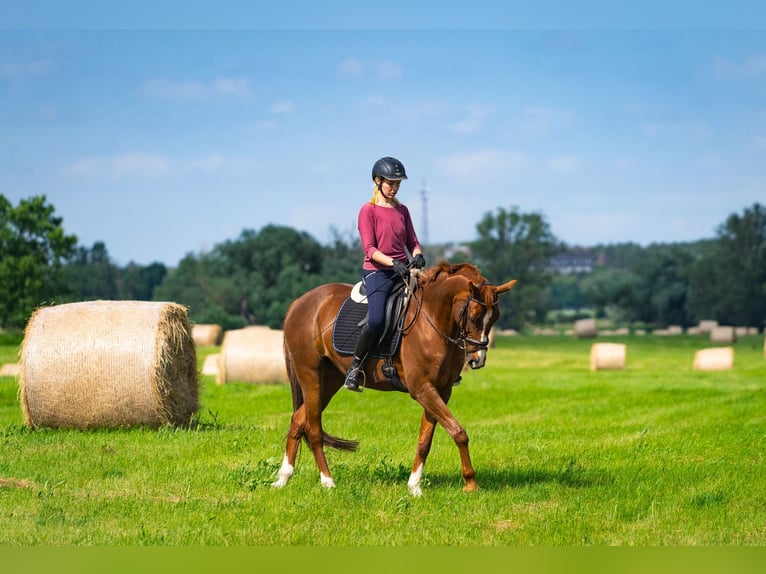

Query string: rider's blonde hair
[369,180,401,206]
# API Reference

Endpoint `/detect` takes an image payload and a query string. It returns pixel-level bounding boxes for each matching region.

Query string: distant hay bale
[192,323,223,346]
[574,318,598,338]
[216,326,287,384]
[697,320,718,334]
[19,301,199,429]
[693,347,734,371]
[589,343,627,371]
[710,326,736,344]
[0,363,21,377]
[201,353,219,376]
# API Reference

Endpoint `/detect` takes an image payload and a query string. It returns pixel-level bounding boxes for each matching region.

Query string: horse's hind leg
[272,405,305,488]
[304,387,336,488]
[408,411,437,497]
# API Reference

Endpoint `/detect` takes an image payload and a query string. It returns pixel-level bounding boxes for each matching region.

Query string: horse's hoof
[320,473,336,489]
[462,482,479,493]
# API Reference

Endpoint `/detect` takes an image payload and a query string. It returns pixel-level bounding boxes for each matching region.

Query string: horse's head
[457,277,517,369]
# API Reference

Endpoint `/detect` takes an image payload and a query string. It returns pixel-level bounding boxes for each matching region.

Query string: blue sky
[2,3,766,266]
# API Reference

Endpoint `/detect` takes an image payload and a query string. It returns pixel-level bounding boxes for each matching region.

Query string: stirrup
[344,367,364,392]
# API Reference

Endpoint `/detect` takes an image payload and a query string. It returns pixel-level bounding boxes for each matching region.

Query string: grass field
[0,333,765,545]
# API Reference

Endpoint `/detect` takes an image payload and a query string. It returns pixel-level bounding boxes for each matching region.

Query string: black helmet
[372,157,408,181]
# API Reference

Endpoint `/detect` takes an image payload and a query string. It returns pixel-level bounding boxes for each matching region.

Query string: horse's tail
[284,338,359,452]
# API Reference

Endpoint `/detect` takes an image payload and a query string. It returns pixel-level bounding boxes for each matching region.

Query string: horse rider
[344,156,427,392]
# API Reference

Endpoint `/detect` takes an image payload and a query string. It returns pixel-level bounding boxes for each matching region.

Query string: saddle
[332,275,415,392]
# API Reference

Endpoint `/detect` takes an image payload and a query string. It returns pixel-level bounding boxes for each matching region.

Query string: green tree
[687,203,766,327]
[155,225,330,329]
[63,241,120,301]
[468,207,562,330]
[118,262,167,300]
[0,195,77,328]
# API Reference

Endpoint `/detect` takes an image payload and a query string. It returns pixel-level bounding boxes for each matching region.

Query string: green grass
[0,335,765,545]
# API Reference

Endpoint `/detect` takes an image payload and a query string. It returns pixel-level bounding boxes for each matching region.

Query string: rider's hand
[392,259,409,278]
[412,254,426,269]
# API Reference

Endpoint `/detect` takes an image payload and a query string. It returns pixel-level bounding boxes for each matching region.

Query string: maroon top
[358,202,422,271]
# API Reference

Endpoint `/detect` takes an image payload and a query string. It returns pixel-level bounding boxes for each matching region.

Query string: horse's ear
[495,279,517,294]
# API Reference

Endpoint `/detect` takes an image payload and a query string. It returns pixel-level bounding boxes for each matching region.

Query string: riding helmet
[372,157,408,181]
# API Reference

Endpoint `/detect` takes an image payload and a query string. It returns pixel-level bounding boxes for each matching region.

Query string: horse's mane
[418,261,485,287]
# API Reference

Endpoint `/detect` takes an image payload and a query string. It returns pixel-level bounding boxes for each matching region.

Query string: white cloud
[271,100,295,114]
[336,58,401,81]
[0,59,53,79]
[434,149,528,181]
[337,58,364,77]
[376,61,402,81]
[140,76,252,100]
[450,105,494,134]
[65,153,169,178]
[545,156,579,173]
[64,152,257,179]
[712,54,766,79]
[518,106,575,138]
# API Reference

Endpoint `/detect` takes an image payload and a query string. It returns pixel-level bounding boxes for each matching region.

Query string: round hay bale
[201,353,219,376]
[574,318,598,338]
[192,323,223,346]
[693,347,734,371]
[590,342,626,371]
[710,326,736,344]
[697,320,718,334]
[216,326,287,384]
[19,301,199,429]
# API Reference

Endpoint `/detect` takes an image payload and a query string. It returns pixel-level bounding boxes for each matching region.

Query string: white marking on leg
[320,473,336,489]
[407,463,424,497]
[271,455,294,488]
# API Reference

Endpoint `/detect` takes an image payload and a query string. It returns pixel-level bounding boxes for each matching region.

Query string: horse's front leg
[411,384,478,493]
[409,411,437,497]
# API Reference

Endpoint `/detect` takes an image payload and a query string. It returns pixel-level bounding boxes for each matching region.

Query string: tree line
[2,193,764,333]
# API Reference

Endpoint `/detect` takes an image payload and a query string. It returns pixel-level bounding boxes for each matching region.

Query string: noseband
[454,293,496,352]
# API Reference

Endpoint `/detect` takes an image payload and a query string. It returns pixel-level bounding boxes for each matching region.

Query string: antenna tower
[421,180,429,246]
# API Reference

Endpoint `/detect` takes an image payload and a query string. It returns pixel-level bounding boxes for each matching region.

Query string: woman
[344,156,426,392]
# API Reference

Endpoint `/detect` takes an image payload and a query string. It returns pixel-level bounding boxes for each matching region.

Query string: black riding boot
[344,326,378,392]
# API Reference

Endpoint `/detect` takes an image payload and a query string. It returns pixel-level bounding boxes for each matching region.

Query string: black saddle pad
[332,298,402,358]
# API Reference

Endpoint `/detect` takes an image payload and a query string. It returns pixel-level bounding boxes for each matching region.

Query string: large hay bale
[192,323,223,346]
[693,347,734,371]
[574,318,598,338]
[0,363,21,377]
[20,301,199,429]
[710,326,736,344]
[589,342,627,371]
[216,326,287,384]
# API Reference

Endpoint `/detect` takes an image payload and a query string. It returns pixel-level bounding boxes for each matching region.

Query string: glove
[412,253,426,269]
[392,259,409,278]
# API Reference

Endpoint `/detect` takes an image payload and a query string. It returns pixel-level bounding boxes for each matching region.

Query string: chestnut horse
[272,262,516,496]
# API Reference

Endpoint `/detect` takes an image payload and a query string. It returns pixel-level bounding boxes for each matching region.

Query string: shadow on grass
[413,459,612,492]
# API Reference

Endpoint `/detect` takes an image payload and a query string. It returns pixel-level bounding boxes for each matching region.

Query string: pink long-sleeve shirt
[358,202,422,271]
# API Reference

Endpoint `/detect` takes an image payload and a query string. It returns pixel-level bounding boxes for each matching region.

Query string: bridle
[403,275,497,354]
